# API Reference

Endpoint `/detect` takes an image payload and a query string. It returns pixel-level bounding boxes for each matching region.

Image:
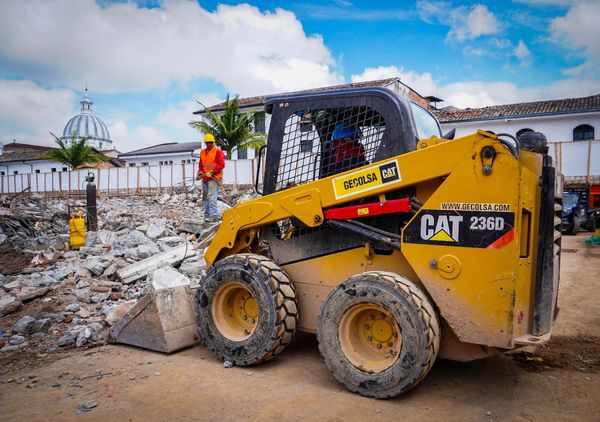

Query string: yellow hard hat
[204,133,215,143]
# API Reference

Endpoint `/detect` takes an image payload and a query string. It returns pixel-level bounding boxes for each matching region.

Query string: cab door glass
[410,102,441,139]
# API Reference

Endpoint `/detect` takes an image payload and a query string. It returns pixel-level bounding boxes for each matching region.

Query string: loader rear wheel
[317,271,440,398]
[196,253,297,366]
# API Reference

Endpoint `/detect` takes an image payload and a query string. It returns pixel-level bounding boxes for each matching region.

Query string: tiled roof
[434,93,600,123]
[0,148,52,163]
[3,142,51,151]
[194,77,428,114]
[119,142,202,158]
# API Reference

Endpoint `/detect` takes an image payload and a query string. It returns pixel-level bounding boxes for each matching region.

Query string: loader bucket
[109,285,199,353]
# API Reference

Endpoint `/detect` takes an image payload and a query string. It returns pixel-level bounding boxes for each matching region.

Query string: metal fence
[0,139,598,196]
[0,158,263,196]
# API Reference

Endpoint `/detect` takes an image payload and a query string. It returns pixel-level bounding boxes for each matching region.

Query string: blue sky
[0,0,598,152]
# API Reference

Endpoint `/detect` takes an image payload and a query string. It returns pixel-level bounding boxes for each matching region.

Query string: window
[13,170,18,175]
[0,171,4,176]
[187,159,191,164]
[51,168,56,172]
[193,159,197,162]
[516,128,534,138]
[62,167,68,172]
[410,102,441,139]
[254,112,266,133]
[168,160,173,165]
[238,148,248,159]
[128,163,136,167]
[573,124,594,141]
[181,159,186,164]
[300,139,313,153]
[141,162,149,166]
[35,169,40,174]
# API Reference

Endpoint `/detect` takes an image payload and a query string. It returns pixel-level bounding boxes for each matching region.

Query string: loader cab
[258,88,441,266]
[262,87,441,195]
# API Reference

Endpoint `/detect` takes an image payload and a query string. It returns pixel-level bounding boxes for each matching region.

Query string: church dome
[61,89,113,150]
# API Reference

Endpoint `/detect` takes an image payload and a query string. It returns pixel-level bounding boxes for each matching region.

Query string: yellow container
[69,212,86,249]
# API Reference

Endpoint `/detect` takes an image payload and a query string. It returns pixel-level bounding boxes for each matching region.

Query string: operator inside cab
[327,123,367,176]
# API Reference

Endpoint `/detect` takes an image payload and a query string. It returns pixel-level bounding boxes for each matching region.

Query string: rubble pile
[0,186,256,365]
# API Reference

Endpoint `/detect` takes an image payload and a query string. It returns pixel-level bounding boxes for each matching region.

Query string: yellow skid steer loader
[196,87,562,398]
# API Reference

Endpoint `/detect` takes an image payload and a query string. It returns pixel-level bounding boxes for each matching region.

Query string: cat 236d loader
[195,87,562,398]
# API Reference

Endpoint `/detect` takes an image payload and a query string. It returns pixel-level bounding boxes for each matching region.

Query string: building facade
[434,94,600,179]
[118,142,202,167]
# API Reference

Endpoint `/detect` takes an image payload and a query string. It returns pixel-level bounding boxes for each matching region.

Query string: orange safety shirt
[199,147,225,182]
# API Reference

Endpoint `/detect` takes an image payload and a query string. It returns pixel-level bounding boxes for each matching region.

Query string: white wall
[120,151,198,167]
[0,159,70,176]
[439,112,600,143]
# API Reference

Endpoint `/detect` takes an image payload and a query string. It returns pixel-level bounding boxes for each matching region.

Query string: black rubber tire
[195,253,297,365]
[317,271,440,398]
[567,216,579,235]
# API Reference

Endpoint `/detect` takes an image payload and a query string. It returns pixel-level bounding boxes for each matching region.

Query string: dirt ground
[1,234,599,421]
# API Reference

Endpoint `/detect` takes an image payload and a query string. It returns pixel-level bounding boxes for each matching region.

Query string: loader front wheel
[196,254,297,366]
[317,272,440,398]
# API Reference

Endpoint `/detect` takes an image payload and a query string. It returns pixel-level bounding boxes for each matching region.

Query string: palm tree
[189,94,266,158]
[37,133,108,170]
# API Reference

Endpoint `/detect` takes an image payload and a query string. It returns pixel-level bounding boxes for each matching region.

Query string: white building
[0,141,65,176]
[434,94,600,179]
[118,142,201,167]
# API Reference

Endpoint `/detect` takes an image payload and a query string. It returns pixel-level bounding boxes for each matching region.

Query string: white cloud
[417,1,501,41]
[157,92,222,138]
[0,79,77,145]
[351,65,600,108]
[351,66,437,96]
[465,5,500,39]
[0,0,342,96]
[550,0,600,77]
[108,120,167,153]
[512,0,573,5]
[514,40,532,66]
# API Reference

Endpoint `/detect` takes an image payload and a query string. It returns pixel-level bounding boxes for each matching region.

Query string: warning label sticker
[403,209,515,249]
[332,160,402,200]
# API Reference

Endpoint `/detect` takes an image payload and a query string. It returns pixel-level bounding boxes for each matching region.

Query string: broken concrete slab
[177,255,206,278]
[16,287,50,303]
[177,219,203,234]
[150,266,190,291]
[116,243,197,285]
[146,218,167,240]
[0,296,23,316]
[12,315,35,334]
[83,259,110,277]
[136,243,161,259]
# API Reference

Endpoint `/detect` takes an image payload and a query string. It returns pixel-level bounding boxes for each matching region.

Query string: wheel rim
[338,303,402,373]
[212,282,259,341]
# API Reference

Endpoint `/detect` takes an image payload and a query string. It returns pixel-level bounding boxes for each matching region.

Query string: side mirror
[442,128,456,140]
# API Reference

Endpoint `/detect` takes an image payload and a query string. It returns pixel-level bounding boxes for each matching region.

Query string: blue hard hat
[331,123,360,140]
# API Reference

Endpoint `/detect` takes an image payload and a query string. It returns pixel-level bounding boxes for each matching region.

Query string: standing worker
[197,133,225,222]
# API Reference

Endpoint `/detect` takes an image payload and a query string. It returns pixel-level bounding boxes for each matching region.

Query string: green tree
[37,133,108,170]
[189,94,266,158]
